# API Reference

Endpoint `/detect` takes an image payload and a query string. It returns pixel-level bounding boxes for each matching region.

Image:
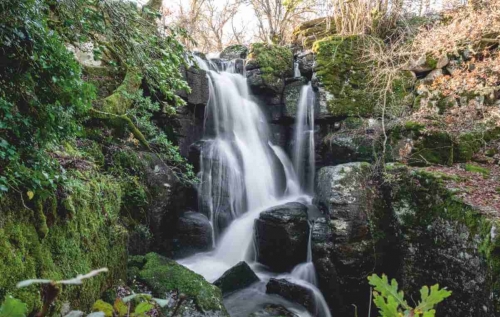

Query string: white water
[293,84,316,193]
[179,57,329,317]
[294,62,302,78]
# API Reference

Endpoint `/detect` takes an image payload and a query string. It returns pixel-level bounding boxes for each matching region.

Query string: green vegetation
[313,35,374,117]
[368,274,451,317]
[129,253,227,314]
[248,43,293,83]
[465,163,490,176]
[0,296,28,317]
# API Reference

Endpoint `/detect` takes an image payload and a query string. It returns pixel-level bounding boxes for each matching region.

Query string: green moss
[134,253,227,314]
[0,172,128,314]
[411,131,454,166]
[387,166,500,308]
[312,35,375,117]
[247,43,293,84]
[454,127,500,162]
[101,68,142,115]
[92,299,114,317]
[425,54,438,69]
[465,163,490,175]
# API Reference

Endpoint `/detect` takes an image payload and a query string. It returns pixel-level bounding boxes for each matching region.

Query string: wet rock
[313,163,381,316]
[220,45,248,60]
[283,79,307,119]
[247,68,285,95]
[174,212,213,258]
[297,51,315,79]
[255,202,309,272]
[213,261,260,295]
[178,66,210,106]
[129,253,229,317]
[265,279,315,313]
[249,304,299,317]
[175,104,205,158]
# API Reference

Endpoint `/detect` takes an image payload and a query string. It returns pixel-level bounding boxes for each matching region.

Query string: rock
[445,59,461,76]
[232,58,245,75]
[129,253,229,316]
[292,17,336,49]
[213,261,260,295]
[317,119,374,165]
[408,55,433,73]
[297,51,315,79]
[254,202,309,271]
[220,45,248,60]
[247,68,285,95]
[436,54,449,69]
[250,304,299,317]
[183,66,210,106]
[313,163,381,316]
[423,68,443,83]
[265,279,315,313]
[175,103,205,158]
[174,212,213,258]
[283,79,307,119]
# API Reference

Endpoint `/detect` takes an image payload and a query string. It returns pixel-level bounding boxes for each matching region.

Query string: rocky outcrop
[266,279,315,313]
[174,212,213,258]
[246,43,293,97]
[178,66,210,106]
[213,261,260,295]
[296,51,315,79]
[312,163,385,316]
[220,45,248,60]
[385,165,500,317]
[292,17,335,49]
[128,253,229,316]
[254,202,309,272]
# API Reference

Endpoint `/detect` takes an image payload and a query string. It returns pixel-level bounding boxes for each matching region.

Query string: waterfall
[293,84,316,193]
[294,62,301,78]
[179,57,329,317]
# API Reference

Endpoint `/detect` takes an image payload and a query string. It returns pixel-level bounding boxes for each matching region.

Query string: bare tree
[247,0,314,44]
[202,0,244,52]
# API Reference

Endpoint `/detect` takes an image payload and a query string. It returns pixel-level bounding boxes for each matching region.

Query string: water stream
[180,56,328,317]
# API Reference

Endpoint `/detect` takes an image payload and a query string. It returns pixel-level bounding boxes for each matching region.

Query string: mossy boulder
[293,17,336,49]
[385,166,500,316]
[312,35,375,117]
[0,172,128,314]
[220,45,248,60]
[129,253,228,316]
[246,43,293,95]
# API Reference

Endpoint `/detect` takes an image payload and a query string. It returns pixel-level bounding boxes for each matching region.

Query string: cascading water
[179,56,329,317]
[294,62,301,78]
[293,84,316,193]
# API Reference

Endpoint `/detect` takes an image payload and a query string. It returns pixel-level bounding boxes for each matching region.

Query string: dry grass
[409,2,500,59]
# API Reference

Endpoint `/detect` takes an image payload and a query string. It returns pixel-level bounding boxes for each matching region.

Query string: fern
[368,274,452,317]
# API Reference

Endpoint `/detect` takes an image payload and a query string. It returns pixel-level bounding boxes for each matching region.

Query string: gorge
[2,1,500,317]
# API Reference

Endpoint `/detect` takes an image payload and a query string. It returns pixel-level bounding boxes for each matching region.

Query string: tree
[246,0,314,44]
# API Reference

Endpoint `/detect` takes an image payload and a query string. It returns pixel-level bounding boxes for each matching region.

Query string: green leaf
[368,274,410,310]
[373,292,400,317]
[0,296,28,317]
[134,302,154,316]
[415,284,452,312]
[423,309,436,317]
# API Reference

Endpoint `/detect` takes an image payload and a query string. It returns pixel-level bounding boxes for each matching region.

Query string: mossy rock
[312,35,375,117]
[454,127,500,162]
[246,43,293,85]
[220,45,248,60]
[385,166,500,315]
[293,17,336,49]
[0,172,128,314]
[131,253,228,315]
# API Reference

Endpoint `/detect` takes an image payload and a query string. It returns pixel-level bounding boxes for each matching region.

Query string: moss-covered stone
[292,17,336,49]
[0,172,128,314]
[247,43,293,84]
[101,68,142,115]
[385,166,500,315]
[312,35,375,117]
[220,45,248,60]
[131,253,228,314]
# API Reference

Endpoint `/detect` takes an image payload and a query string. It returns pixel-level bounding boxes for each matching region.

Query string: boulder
[178,66,210,106]
[220,45,249,60]
[283,79,307,119]
[265,279,315,313]
[128,253,229,316]
[174,212,213,258]
[313,163,381,316]
[247,68,285,96]
[296,51,315,79]
[213,261,260,295]
[254,202,309,272]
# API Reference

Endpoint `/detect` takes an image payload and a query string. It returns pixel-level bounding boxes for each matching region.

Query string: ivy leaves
[0,297,27,317]
[368,274,452,317]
